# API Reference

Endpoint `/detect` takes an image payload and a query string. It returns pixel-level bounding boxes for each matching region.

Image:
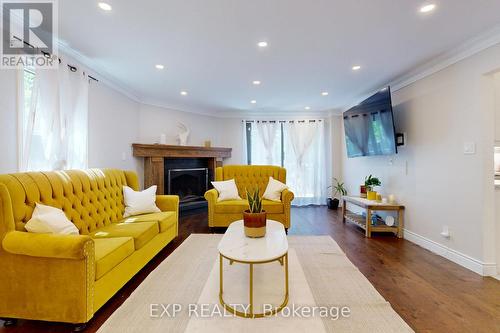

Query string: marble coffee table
[217,219,289,318]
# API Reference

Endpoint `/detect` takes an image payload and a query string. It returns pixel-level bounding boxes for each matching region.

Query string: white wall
[330,116,343,183]
[494,72,500,276]
[0,69,18,173]
[139,104,220,146]
[138,105,246,165]
[340,44,500,275]
[87,82,142,175]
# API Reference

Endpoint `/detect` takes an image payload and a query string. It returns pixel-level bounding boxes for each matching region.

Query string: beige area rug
[97,234,413,333]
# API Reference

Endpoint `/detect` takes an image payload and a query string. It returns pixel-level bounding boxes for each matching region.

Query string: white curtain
[284,121,327,206]
[249,121,282,166]
[256,122,280,165]
[243,120,327,206]
[19,65,89,171]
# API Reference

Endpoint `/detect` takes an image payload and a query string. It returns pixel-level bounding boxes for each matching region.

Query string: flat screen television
[343,87,397,158]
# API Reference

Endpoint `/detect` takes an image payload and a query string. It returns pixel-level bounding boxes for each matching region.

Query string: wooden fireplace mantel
[132,143,232,194]
[132,144,232,159]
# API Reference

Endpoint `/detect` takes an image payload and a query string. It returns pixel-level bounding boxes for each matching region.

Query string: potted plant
[243,188,267,238]
[364,175,381,200]
[327,178,347,210]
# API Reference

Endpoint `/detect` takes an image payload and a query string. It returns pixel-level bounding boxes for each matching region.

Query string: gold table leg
[219,253,289,318]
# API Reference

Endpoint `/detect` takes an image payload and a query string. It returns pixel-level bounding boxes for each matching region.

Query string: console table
[342,196,405,238]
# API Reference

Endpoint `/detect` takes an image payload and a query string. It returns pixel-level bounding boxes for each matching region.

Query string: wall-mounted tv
[343,87,397,158]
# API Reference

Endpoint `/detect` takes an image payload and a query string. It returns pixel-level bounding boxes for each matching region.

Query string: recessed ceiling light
[305,106,311,110]
[352,65,361,71]
[250,100,257,104]
[98,2,112,11]
[252,80,261,85]
[257,41,268,48]
[180,91,188,96]
[420,4,436,13]
[155,64,164,70]
[321,92,329,96]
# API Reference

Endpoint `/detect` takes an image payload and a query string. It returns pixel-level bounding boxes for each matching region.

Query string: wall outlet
[121,152,127,161]
[440,226,451,239]
[463,142,476,155]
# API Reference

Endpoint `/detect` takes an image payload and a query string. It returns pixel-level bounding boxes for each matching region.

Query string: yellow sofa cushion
[94,237,134,280]
[90,222,158,250]
[120,212,176,233]
[214,199,283,214]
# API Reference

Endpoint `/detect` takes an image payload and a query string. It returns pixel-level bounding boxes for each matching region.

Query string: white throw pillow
[25,203,79,235]
[123,185,161,217]
[263,177,288,202]
[211,179,242,202]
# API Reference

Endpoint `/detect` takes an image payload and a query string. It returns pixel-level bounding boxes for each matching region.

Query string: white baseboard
[403,229,497,276]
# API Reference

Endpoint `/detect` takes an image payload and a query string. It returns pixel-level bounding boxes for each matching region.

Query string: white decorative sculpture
[176,122,190,146]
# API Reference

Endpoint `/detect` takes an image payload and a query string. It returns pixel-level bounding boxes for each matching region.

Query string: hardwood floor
[1,207,499,332]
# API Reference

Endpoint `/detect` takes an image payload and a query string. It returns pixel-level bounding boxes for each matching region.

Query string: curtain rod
[242,119,323,123]
[12,35,99,82]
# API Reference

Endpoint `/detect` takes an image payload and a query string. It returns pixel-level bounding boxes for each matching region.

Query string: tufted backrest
[216,165,286,198]
[0,169,139,235]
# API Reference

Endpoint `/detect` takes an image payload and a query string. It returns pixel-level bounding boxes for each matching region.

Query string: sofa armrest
[282,189,295,204]
[156,195,179,213]
[204,188,219,203]
[204,189,219,227]
[281,189,294,229]
[0,231,95,323]
[156,195,179,237]
[2,231,93,260]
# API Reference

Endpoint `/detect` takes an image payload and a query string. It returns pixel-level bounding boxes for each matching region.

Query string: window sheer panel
[19,66,89,172]
[244,120,327,206]
[249,122,282,166]
[284,121,327,206]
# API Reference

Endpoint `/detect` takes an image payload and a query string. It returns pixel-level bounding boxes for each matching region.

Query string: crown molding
[139,97,225,117]
[340,24,500,114]
[140,97,340,119]
[390,24,500,92]
[57,41,142,103]
[215,108,338,119]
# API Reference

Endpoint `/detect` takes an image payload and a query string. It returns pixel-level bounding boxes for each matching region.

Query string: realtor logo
[1,0,58,68]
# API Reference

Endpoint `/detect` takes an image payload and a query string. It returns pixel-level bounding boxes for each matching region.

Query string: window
[246,121,283,166]
[23,69,35,117]
[244,120,327,206]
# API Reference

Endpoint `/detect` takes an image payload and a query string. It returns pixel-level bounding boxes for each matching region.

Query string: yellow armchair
[205,165,294,229]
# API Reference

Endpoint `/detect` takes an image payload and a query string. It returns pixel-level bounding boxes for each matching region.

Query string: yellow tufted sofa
[0,169,179,325]
[204,165,294,228]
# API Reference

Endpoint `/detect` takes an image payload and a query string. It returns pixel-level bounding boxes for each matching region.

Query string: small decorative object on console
[388,194,396,204]
[385,216,395,227]
[364,175,382,200]
[243,188,267,238]
[360,185,367,198]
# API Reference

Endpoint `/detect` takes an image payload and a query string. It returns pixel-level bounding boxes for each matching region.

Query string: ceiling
[58,0,500,115]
